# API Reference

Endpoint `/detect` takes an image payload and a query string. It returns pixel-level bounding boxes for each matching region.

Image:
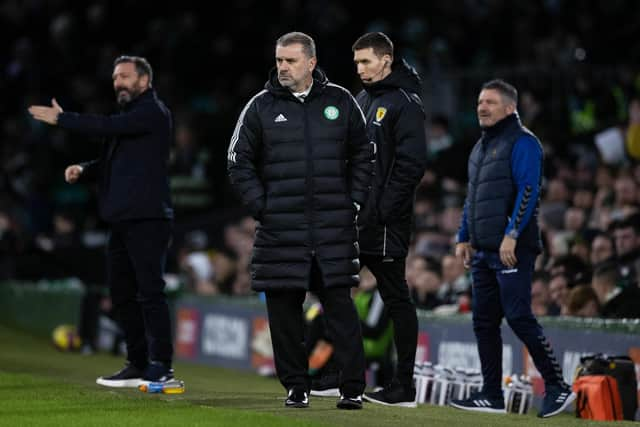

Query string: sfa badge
[375,107,387,122]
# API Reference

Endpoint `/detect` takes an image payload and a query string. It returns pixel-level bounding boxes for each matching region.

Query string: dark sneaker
[96,362,144,388]
[363,382,417,408]
[336,395,363,410]
[142,361,174,383]
[538,384,576,418]
[450,392,506,414]
[285,388,309,408]
[310,372,340,397]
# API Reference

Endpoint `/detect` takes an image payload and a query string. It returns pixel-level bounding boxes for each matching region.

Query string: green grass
[0,324,631,426]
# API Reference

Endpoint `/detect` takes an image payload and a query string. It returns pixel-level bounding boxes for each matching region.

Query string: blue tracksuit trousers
[470,249,565,397]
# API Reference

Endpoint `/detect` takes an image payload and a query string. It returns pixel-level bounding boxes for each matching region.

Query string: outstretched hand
[28,98,63,125]
[64,165,83,184]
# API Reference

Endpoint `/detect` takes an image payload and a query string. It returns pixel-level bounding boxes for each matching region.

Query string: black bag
[576,354,637,421]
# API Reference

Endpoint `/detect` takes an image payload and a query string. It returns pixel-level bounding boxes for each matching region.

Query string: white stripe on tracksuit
[227,90,267,163]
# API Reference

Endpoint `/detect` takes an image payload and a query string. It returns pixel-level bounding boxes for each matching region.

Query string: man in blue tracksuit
[450,79,576,418]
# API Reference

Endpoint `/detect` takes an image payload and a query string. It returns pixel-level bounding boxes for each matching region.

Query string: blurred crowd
[3,1,640,321]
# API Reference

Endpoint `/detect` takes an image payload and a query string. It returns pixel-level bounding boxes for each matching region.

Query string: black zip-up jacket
[227,68,374,291]
[356,59,427,257]
[58,89,174,222]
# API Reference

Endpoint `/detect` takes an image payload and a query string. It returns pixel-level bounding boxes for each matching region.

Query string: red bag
[573,375,624,421]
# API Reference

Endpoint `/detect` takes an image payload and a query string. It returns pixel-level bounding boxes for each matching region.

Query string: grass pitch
[0,324,631,426]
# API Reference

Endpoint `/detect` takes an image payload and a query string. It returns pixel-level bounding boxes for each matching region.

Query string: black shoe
[337,394,363,410]
[363,382,417,408]
[285,388,309,408]
[96,362,144,388]
[450,392,506,414]
[310,372,340,397]
[142,360,174,382]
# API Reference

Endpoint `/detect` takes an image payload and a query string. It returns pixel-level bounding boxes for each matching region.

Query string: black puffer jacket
[227,68,374,291]
[355,59,427,257]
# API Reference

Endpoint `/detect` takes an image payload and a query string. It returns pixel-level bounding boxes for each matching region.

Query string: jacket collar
[361,58,422,96]
[481,113,520,139]
[265,68,329,101]
[121,88,155,111]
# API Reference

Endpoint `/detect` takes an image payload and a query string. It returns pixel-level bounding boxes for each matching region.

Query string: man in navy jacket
[29,56,175,387]
[450,79,575,417]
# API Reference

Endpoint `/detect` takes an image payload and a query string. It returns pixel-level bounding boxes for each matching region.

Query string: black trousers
[360,254,418,388]
[265,257,365,397]
[107,219,173,368]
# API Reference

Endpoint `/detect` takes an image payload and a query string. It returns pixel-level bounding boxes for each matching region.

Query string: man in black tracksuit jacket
[28,56,175,387]
[227,32,374,410]
[352,33,427,407]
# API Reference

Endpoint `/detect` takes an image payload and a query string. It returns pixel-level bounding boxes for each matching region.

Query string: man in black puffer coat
[352,32,427,407]
[227,32,374,410]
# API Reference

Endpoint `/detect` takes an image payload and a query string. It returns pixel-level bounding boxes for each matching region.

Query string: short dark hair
[611,212,640,235]
[592,260,619,284]
[592,231,615,246]
[481,79,518,105]
[114,55,153,85]
[532,271,550,284]
[352,32,394,59]
[276,32,316,58]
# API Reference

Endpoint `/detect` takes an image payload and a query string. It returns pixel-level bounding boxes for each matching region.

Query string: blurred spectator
[547,253,591,286]
[540,178,570,230]
[565,285,600,317]
[568,234,591,265]
[410,263,443,311]
[611,213,640,286]
[406,254,428,287]
[572,184,595,211]
[426,114,466,181]
[177,229,218,295]
[426,114,453,161]
[169,121,213,214]
[563,207,587,233]
[591,261,640,318]
[531,272,556,316]
[548,273,570,315]
[612,175,638,215]
[436,254,470,307]
[590,231,616,267]
[34,208,82,252]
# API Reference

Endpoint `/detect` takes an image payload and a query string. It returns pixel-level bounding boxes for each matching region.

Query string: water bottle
[139,379,185,394]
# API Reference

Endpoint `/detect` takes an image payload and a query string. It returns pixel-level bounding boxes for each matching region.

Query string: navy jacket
[457,113,542,252]
[58,89,174,222]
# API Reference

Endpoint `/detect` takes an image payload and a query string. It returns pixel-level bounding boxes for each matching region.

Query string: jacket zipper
[380,154,395,257]
[303,102,315,256]
[382,226,387,257]
[469,142,485,245]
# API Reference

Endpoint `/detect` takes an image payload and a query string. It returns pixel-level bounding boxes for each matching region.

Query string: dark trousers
[265,257,365,397]
[360,254,418,388]
[471,249,564,397]
[107,219,173,368]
